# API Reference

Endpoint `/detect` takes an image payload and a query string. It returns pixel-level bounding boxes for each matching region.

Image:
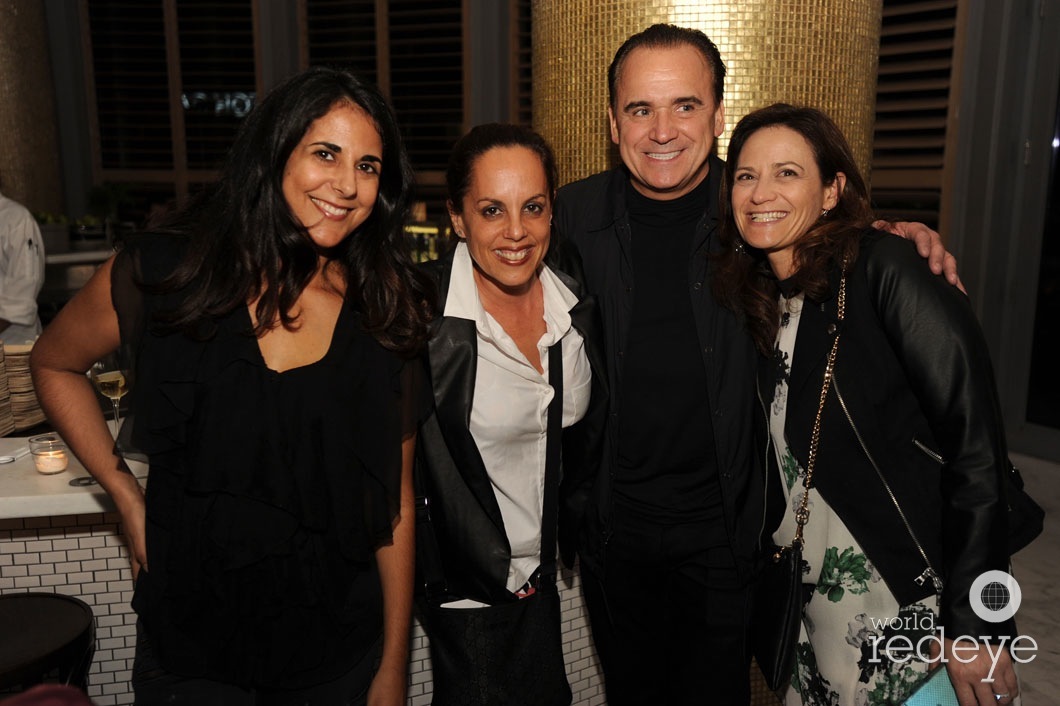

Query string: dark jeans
[581,514,752,706]
[131,621,377,706]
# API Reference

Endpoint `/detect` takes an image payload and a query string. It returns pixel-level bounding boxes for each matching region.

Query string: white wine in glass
[91,357,128,439]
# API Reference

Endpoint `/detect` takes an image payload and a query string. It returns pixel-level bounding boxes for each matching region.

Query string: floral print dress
[769,292,937,706]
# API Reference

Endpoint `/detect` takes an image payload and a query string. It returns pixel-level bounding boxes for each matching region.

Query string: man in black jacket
[553,24,955,705]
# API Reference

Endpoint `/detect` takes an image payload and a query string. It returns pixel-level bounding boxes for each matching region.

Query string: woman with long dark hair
[31,66,433,705]
[714,103,1019,706]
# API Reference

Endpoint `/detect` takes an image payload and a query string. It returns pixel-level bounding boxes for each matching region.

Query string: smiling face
[731,126,842,278]
[449,145,552,298]
[282,100,383,250]
[609,44,725,201]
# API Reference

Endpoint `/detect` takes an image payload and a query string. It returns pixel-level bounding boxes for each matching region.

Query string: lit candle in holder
[29,434,69,475]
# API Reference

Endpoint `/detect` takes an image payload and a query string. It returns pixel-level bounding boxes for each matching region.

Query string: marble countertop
[0,436,146,520]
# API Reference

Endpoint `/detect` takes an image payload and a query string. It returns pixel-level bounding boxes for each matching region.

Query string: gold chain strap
[791,270,847,550]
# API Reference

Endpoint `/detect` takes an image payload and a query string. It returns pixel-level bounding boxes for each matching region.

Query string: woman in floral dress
[713,104,1019,706]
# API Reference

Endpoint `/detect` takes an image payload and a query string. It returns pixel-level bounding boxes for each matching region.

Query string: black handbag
[752,543,813,692]
[752,272,847,692]
[417,343,572,706]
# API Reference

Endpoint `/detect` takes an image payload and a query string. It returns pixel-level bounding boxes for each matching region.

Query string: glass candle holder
[29,434,69,475]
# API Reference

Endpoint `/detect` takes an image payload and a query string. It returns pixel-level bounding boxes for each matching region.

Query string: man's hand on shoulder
[874,219,965,293]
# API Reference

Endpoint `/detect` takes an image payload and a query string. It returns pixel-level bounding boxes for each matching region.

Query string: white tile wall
[0,515,605,705]
[0,513,137,705]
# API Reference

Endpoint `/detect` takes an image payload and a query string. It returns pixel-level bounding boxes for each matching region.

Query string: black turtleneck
[614,175,722,529]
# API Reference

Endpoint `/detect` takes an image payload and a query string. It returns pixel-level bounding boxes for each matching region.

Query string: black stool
[0,593,95,691]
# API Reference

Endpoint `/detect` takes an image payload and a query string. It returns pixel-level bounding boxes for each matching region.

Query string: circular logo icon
[969,570,1022,623]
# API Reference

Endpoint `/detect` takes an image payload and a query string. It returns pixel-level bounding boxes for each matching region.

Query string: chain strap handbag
[753,271,847,692]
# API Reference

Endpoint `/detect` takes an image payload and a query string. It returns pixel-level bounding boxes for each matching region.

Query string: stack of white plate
[3,344,45,431]
[0,346,13,436]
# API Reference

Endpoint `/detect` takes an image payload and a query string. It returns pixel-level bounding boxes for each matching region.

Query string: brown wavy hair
[712,103,874,355]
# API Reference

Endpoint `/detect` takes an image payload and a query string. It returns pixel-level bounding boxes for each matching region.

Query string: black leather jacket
[553,160,764,582]
[760,229,1015,639]
[414,247,608,605]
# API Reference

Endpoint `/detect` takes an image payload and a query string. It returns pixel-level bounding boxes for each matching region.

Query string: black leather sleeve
[863,233,1014,639]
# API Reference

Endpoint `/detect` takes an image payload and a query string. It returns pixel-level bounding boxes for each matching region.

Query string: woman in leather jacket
[414,123,606,705]
[712,104,1018,706]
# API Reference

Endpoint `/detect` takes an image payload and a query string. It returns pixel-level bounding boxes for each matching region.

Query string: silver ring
[995,695,1009,701]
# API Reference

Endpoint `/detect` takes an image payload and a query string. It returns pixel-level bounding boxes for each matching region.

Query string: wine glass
[90,353,128,439]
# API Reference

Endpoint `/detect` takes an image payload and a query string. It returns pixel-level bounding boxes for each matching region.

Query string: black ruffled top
[111,234,420,689]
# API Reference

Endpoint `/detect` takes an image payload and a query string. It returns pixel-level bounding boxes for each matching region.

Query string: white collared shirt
[0,192,45,344]
[444,242,591,596]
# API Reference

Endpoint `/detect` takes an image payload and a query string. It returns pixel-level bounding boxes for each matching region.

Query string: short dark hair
[446,123,559,214]
[608,24,726,108]
[160,65,432,354]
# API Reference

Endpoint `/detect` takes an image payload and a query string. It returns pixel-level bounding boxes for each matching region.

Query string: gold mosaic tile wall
[533,0,882,186]
[0,1,64,213]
